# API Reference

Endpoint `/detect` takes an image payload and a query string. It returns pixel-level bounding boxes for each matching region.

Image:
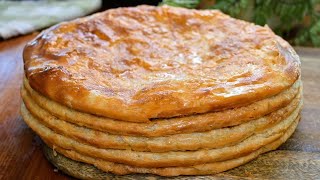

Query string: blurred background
[0,0,319,47]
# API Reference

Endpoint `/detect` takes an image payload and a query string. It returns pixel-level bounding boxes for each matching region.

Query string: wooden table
[0,34,319,179]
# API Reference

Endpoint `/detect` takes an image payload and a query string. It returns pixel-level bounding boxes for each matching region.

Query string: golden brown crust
[23,77,301,136]
[23,5,301,122]
[44,117,299,176]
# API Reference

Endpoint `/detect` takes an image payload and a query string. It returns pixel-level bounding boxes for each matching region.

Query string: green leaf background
[161,0,320,47]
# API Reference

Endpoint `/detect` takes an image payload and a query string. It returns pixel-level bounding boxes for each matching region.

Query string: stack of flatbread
[21,5,302,177]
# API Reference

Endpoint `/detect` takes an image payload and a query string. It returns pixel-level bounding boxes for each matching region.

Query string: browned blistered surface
[23,6,300,122]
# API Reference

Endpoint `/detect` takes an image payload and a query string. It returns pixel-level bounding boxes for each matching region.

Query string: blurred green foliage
[161,0,320,47]
[160,0,201,8]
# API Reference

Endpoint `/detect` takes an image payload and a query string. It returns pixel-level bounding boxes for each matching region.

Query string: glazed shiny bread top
[23,5,301,122]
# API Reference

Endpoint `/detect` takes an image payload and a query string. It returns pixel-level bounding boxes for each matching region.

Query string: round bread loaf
[23,5,300,122]
[21,5,302,177]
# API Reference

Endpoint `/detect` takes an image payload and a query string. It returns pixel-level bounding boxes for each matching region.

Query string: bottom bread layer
[42,117,299,176]
[21,102,300,168]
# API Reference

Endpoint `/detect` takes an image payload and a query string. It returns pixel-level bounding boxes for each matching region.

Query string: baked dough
[22,88,301,152]
[23,5,301,122]
[21,103,300,167]
[20,5,303,177]
[23,77,301,136]
[43,118,300,176]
